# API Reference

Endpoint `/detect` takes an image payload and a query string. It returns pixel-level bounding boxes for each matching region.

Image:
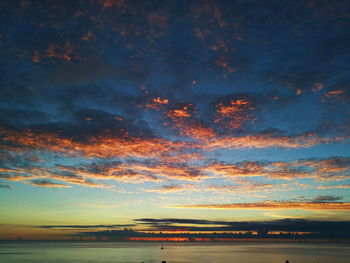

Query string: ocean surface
[0,241,349,263]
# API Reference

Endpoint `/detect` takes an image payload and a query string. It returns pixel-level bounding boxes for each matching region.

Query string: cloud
[214,97,254,129]
[0,164,115,189]
[312,196,343,203]
[204,157,350,181]
[203,161,266,178]
[317,184,350,189]
[166,103,195,120]
[1,113,348,176]
[0,127,187,160]
[0,173,36,182]
[205,132,347,150]
[37,224,135,229]
[25,179,71,188]
[141,184,197,193]
[79,202,128,208]
[175,200,350,211]
[39,169,114,189]
[133,218,350,233]
[57,160,208,183]
[63,218,350,237]
[204,181,292,194]
[172,120,217,142]
[323,88,350,104]
[145,98,169,111]
[1,136,349,190]
[140,181,296,195]
[134,218,217,225]
[0,182,11,189]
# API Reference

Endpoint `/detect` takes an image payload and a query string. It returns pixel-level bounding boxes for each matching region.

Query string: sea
[0,241,349,263]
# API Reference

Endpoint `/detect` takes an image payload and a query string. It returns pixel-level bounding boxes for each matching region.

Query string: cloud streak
[133,218,350,233]
[176,201,350,211]
[25,179,71,188]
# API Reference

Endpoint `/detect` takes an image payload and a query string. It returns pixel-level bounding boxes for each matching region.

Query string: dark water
[0,242,349,263]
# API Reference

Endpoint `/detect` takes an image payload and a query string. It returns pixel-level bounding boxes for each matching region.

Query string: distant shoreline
[1,238,350,243]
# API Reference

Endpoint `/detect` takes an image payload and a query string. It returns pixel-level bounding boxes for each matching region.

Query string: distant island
[67,228,350,242]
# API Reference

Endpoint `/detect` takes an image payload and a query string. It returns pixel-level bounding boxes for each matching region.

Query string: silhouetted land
[72,228,350,242]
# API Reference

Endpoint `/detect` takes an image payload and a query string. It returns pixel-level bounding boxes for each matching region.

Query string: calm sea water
[0,241,349,263]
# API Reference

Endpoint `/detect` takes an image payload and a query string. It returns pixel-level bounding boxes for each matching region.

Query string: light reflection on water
[0,242,349,263]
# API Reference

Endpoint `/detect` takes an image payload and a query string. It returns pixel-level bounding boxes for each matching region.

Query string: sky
[0,0,350,240]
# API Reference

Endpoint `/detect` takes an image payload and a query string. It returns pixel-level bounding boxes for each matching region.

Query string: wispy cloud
[133,218,350,233]
[0,182,11,189]
[317,184,350,189]
[312,195,343,202]
[37,224,135,229]
[215,97,254,129]
[79,202,129,208]
[175,200,350,211]
[25,179,71,188]
[141,184,198,193]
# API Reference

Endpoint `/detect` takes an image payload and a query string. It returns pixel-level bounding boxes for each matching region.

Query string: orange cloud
[322,89,349,103]
[214,56,236,73]
[176,201,350,210]
[325,89,345,96]
[0,166,115,189]
[0,174,36,182]
[317,184,350,189]
[146,97,169,110]
[1,126,349,189]
[138,181,294,197]
[166,105,192,119]
[163,103,216,142]
[1,126,346,166]
[161,152,205,163]
[1,124,349,192]
[81,31,96,42]
[153,97,169,104]
[0,128,190,159]
[203,157,350,181]
[141,181,295,195]
[175,121,216,142]
[215,98,254,129]
[0,152,120,190]
[127,237,189,242]
[298,157,349,173]
[36,169,113,189]
[32,42,83,63]
[205,132,345,150]
[57,164,162,184]
[312,82,324,91]
[120,162,208,182]
[203,162,265,178]
[0,167,20,173]
[55,159,208,184]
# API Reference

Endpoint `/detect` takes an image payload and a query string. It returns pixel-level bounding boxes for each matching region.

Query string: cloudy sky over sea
[0,0,350,240]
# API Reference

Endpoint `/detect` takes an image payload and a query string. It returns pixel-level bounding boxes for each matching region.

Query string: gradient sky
[1,0,350,240]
